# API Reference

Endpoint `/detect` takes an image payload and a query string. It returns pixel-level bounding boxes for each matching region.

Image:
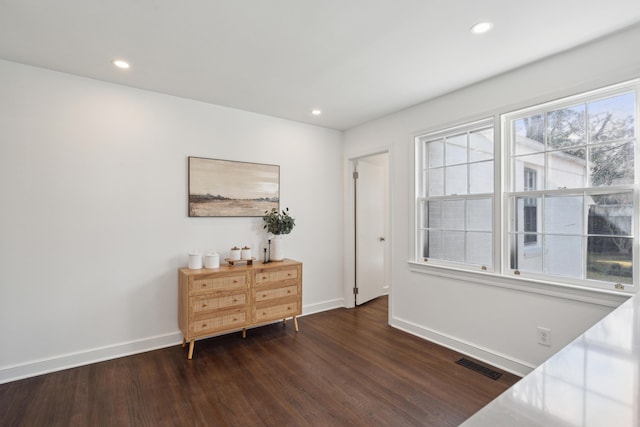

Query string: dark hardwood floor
[0,296,519,426]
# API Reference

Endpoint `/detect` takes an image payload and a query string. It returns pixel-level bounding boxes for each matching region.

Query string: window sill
[407,261,631,308]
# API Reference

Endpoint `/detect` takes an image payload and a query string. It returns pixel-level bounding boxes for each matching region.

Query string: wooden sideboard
[178,258,302,359]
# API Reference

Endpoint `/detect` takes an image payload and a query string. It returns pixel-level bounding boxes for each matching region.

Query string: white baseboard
[3,305,530,385]
[1,300,346,384]
[0,332,183,384]
[302,298,345,316]
[391,316,536,377]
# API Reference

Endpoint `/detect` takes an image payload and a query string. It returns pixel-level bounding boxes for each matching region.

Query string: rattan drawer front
[255,302,299,323]
[190,275,246,293]
[192,293,246,313]
[255,268,298,284]
[193,312,246,334]
[255,285,298,302]
[255,272,274,284]
[276,269,298,281]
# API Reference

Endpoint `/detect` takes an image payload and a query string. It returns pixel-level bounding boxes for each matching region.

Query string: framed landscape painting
[188,157,280,217]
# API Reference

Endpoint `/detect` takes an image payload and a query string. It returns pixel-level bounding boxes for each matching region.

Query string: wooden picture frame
[188,156,280,217]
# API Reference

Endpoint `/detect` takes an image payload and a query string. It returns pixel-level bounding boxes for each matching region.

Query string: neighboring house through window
[523,167,538,245]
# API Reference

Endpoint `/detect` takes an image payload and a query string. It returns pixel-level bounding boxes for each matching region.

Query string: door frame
[343,146,393,311]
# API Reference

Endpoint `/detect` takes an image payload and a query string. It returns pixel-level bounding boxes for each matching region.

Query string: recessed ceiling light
[311,109,322,116]
[470,21,493,35]
[112,59,130,69]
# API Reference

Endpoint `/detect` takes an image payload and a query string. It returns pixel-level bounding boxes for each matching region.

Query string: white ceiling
[1,1,639,130]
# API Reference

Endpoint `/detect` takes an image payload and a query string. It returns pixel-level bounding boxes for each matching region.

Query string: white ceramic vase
[271,235,284,261]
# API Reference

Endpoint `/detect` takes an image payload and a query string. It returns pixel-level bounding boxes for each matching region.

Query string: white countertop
[461,293,639,426]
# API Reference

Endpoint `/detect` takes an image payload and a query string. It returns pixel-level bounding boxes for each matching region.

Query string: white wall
[0,60,344,383]
[344,24,640,375]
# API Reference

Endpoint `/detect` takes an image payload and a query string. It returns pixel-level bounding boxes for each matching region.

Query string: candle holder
[264,239,272,263]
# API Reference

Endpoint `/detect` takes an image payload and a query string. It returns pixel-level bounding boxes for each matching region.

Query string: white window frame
[503,80,639,293]
[413,79,639,295]
[415,117,496,272]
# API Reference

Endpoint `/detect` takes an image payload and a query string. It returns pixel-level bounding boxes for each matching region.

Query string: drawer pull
[233,317,237,321]
[287,290,291,294]
[287,306,291,310]
[202,323,207,327]
[202,284,207,288]
[288,273,292,276]
[262,276,268,280]
[233,299,238,303]
[233,280,238,283]
[263,311,267,315]
[262,293,267,297]
[202,303,208,308]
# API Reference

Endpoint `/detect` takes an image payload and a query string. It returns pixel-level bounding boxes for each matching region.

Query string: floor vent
[455,358,503,380]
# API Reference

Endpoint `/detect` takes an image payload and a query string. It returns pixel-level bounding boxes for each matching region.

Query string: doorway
[353,152,389,306]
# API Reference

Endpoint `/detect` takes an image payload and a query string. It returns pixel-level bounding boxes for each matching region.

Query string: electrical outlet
[537,327,551,346]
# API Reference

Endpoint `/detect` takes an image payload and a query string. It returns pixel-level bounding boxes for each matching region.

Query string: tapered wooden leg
[188,340,195,360]
[181,337,186,348]
[293,316,299,332]
[283,318,286,326]
[242,328,247,339]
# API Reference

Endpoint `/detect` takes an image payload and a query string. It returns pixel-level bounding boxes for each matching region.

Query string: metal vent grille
[455,358,503,380]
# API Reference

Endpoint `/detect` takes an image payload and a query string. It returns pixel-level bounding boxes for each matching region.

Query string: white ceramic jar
[241,246,252,260]
[230,246,241,261]
[188,252,203,269]
[204,252,220,268]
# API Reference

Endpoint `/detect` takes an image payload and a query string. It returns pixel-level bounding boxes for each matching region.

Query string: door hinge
[353,286,359,295]
[353,171,359,179]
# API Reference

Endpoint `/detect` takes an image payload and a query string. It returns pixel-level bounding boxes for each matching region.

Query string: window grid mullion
[583,190,588,282]
[586,100,592,188]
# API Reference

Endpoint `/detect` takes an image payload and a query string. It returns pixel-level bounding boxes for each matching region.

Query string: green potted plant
[263,207,295,261]
[263,207,295,235]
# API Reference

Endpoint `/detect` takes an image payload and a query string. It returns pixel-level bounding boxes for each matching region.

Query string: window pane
[513,154,544,191]
[545,195,583,235]
[467,198,492,231]
[446,133,467,165]
[428,139,444,167]
[427,201,442,229]
[589,141,634,187]
[547,104,586,149]
[443,231,464,262]
[469,128,494,161]
[513,196,542,233]
[467,232,492,266]
[547,148,586,189]
[422,230,442,259]
[515,114,545,154]
[544,235,583,278]
[428,168,444,196]
[588,93,635,143]
[588,193,633,236]
[446,164,467,195]
[469,161,493,194]
[419,200,427,228]
[510,233,543,273]
[524,167,537,191]
[587,236,633,284]
[443,199,464,230]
